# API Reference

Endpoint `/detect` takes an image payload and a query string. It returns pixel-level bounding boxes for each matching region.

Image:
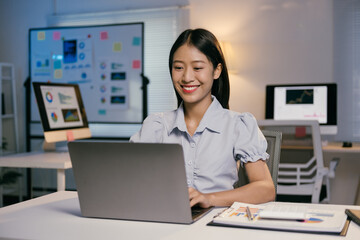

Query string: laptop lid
[68,141,195,224]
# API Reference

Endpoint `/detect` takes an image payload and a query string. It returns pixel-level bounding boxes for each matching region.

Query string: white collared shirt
[130,97,269,193]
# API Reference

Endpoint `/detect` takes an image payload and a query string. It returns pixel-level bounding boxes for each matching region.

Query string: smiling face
[171,44,222,108]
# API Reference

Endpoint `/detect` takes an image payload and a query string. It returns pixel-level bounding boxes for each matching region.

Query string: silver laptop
[68,141,212,224]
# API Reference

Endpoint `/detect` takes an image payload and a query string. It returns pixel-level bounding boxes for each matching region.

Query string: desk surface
[0,191,359,240]
[322,142,360,154]
[0,151,71,169]
[282,142,360,153]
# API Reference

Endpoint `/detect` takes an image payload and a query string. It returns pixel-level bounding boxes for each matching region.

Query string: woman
[131,28,275,208]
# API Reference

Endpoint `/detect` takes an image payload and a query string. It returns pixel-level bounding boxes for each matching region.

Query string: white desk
[0,191,359,240]
[0,151,71,191]
[282,142,360,205]
[323,142,360,154]
[322,142,360,205]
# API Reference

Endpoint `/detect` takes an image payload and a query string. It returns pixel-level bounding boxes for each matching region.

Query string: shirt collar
[168,96,224,135]
[170,102,187,133]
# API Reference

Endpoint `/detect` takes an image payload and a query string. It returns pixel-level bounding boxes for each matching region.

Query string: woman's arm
[188,160,275,208]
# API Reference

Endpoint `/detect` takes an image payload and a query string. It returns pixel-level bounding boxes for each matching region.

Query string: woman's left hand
[188,187,213,208]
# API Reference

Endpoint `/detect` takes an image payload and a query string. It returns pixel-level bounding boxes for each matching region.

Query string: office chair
[257,120,337,203]
[234,129,282,196]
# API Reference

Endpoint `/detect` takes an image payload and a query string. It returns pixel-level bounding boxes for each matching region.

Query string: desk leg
[0,185,3,207]
[27,168,32,199]
[355,178,360,205]
[57,169,66,191]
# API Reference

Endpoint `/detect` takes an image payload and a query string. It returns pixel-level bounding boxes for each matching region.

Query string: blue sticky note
[132,37,141,46]
[53,60,61,69]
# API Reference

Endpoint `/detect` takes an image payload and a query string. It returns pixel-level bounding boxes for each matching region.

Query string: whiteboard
[29,22,144,124]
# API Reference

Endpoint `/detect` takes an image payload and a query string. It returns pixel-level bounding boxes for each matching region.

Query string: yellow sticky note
[54,69,63,79]
[113,42,122,52]
[38,31,45,41]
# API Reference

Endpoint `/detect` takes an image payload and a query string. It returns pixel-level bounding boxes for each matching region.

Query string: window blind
[334,0,360,142]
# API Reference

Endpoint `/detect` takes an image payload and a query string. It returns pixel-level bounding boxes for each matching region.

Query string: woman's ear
[214,63,222,80]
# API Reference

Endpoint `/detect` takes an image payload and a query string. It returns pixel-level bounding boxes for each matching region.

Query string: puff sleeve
[234,113,269,165]
[130,113,165,143]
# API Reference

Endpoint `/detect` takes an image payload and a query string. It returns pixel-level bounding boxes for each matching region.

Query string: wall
[188,0,333,117]
[0,0,53,152]
[0,0,333,152]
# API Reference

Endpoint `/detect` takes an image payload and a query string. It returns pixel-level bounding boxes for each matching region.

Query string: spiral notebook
[208,201,349,235]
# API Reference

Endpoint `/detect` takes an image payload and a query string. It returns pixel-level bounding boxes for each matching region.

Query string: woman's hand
[187,160,275,208]
[188,187,213,208]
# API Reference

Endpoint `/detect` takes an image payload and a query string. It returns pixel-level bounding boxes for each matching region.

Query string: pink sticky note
[100,31,108,40]
[53,31,61,40]
[132,60,141,69]
[295,126,306,138]
[66,131,75,142]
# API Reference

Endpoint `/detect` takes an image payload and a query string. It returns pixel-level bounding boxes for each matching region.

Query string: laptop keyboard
[191,206,213,221]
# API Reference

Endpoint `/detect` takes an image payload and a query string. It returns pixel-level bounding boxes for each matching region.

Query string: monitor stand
[42,131,75,152]
[43,140,56,152]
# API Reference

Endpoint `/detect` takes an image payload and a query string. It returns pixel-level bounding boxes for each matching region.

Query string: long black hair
[169,28,230,109]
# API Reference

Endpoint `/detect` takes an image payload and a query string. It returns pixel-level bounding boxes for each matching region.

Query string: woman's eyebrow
[191,60,206,64]
[173,60,206,64]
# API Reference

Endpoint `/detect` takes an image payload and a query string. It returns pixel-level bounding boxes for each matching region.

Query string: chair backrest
[257,120,326,203]
[235,129,282,195]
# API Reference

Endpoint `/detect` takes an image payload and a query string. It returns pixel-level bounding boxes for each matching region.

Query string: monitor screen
[266,83,337,135]
[33,82,91,143]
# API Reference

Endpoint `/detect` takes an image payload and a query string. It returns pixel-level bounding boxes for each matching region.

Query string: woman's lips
[181,85,199,93]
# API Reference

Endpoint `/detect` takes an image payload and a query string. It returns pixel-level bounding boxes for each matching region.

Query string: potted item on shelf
[0,138,21,188]
[1,137,7,150]
[0,168,22,186]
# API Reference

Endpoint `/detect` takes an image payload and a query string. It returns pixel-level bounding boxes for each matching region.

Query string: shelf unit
[0,63,21,207]
[0,63,19,155]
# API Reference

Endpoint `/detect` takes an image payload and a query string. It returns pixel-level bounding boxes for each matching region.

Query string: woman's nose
[183,68,194,82]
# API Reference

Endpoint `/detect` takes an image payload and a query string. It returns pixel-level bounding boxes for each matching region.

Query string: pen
[246,206,254,221]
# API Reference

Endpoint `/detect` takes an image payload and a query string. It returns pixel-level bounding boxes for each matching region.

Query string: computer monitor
[265,83,337,135]
[33,82,91,146]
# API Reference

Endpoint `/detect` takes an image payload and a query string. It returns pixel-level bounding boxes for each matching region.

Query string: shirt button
[190,142,196,148]
[187,180,191,185]
[188,161,192,165]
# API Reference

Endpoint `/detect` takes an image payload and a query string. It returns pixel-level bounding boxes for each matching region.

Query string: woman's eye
[174,66,183,70]
[194,67,203,71]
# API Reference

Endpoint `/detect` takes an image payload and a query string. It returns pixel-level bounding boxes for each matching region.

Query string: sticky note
[100,31,108,40]
[38,31,45,41]
[54,69,63,79]
[66,131,75,142]
[53,60,61,69]
[295,126,306,138]
[132,60,141,69]
[133,37,141,46]
[113,42,122,52]
[53,31,61,40]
